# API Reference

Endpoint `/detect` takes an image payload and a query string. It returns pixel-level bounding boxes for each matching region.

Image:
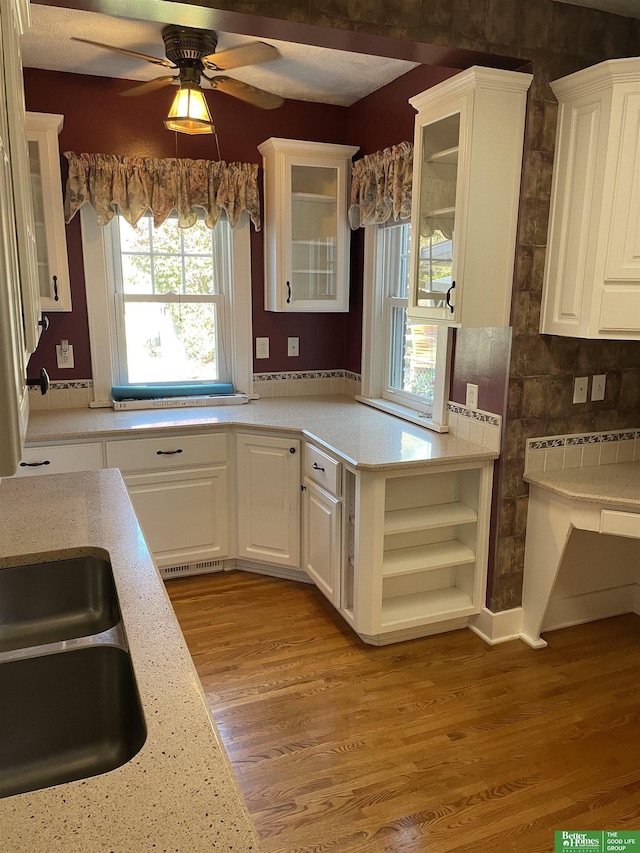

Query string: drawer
[600,509,640,539]
[15,443,104,477]
[106,432,227,473]
[304,443,341,495]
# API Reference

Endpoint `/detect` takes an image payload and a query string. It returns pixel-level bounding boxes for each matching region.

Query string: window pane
[152,219,182,254]
[389,306,438,404]
[184,256,216,295]
[153,255,183,294]
[181,222,213,256]
[118,216,150,252]
[123,300,217,383]
[121,254,153,294]
[416,229,453,309]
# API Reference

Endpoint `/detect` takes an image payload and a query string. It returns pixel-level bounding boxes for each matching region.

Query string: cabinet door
[236,433,300,567]
[408,107,460,323]
[303,478,341,606]
[125,465,230,569]
[26,113,72,312]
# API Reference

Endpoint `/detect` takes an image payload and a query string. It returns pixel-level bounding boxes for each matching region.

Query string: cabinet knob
[286,281,291,304]
[445,281,456,313]
[28,367,50,396]
[289,447,296,454]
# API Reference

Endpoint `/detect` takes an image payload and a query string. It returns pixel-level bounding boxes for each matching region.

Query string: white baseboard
[235,560,313,585]
[468,606,524,645]
[542,584,640,633]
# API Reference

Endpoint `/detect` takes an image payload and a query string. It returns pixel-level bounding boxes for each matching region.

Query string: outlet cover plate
[465,383,479,410]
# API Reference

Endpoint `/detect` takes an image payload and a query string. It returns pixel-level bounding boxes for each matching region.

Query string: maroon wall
[24,67,351,379]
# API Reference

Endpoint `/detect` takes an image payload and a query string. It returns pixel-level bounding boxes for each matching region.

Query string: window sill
[355,396,448,434]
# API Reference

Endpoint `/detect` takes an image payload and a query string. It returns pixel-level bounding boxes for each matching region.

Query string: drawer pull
[312,462,325,472]
[156,449,183,456]
[20,460,51,467]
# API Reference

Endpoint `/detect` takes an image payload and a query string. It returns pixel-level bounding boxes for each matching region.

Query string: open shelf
[384,502,477,535]
[381,587,473,625]
[428,146,459,165]
[383,540,475,578]
[292,192,336,203]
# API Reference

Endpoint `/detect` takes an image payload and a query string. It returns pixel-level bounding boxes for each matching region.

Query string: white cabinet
[302,441,343,606]
[26,112,72,312]
[407,67,531,327]
[540,59,640,339]
[0,0,32,478]
[106,433,230,571]
[351,459,494,643]
[258,137,358,312]
[236,432,301,567]
[15,442,103,476]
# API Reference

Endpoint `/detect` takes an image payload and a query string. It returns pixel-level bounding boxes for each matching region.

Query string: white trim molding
[468,606,524,645]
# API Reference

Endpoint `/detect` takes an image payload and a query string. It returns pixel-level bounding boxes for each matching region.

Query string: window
[360,220,450,431]
[81,206,253,405]
[112,215,230,385]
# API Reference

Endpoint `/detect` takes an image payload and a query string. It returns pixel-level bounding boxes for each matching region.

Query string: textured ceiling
[20,5,419,107]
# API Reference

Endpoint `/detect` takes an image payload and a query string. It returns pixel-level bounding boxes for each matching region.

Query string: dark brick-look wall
[179,0,640,610]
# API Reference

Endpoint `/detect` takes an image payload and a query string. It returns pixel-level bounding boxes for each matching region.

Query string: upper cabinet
[258,137,358,313]
[407,67,532,327]
[540,59,640,339]
[26,112,72,312]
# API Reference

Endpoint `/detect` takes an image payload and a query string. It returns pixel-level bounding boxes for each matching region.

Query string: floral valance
[348,141,413,229]
[63,152,261,231]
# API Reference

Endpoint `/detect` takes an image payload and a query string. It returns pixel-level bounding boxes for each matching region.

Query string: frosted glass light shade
[164,86,214,135]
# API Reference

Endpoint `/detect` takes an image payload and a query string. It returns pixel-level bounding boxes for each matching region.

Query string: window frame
[80,205,253,406]
[358,220,451,432]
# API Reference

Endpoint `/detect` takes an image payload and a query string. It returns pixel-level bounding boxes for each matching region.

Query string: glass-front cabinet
[259,138,358,312]
[26,112,72,312]
[408,67,532,328]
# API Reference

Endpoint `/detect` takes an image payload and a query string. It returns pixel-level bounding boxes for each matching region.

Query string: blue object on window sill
[111,383,235,401]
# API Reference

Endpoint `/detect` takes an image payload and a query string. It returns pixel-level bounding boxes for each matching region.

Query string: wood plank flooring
[166,571,640,853]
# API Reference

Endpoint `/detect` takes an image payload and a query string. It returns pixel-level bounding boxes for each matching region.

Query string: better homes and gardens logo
[555,831,639,852]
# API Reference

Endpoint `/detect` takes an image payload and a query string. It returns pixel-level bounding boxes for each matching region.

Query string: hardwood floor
[166,571,640,853]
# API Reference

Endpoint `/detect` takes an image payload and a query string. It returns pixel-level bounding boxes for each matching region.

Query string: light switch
[591,374,606,402]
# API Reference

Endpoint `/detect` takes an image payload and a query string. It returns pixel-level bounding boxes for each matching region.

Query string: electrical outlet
[465,383,479,410]
[255,337,269,359]
[573,376,588,404]
[591,373,606,402]
[56,341,74,369]
[287,337,299,357]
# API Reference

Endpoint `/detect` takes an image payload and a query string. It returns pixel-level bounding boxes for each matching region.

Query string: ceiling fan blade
[208,76,284,109]
[120,76,177,97]
[71,37,175,68]
[202,41,279,71]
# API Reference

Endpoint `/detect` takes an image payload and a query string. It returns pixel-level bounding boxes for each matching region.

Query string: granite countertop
[0,470,264,853]
[525,461,640,512]
[27,396,497,470]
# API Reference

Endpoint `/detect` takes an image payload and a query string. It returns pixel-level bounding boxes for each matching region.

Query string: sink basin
[0,645,146,798]
[0,556,120,652]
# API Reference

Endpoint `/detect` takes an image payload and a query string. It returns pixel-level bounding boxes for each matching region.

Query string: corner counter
[26,396,497,470]
[0,470,263,853]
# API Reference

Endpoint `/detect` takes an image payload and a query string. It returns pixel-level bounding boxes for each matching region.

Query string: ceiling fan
[72,25,285,110]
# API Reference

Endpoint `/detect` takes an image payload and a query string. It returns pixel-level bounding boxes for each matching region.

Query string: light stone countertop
[525,461,640,511]
[26,396,497,469]
[0,470,264,853]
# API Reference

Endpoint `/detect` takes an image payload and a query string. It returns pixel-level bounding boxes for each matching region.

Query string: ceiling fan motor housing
[162,25,218,65]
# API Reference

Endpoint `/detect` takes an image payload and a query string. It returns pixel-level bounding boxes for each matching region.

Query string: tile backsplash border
[28,372,363,410]
[447,402,502,454]
[525,429,640,475]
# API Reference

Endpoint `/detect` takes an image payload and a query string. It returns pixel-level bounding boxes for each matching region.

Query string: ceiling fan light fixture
[164,85,214,135]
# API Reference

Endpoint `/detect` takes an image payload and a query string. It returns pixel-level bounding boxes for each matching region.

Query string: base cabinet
[350,459,494,643]
[302,477,341,606]
[236,433,301,568]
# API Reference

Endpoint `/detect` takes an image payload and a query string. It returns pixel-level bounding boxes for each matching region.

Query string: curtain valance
[63,152,261,231]
[348,141,413,229]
